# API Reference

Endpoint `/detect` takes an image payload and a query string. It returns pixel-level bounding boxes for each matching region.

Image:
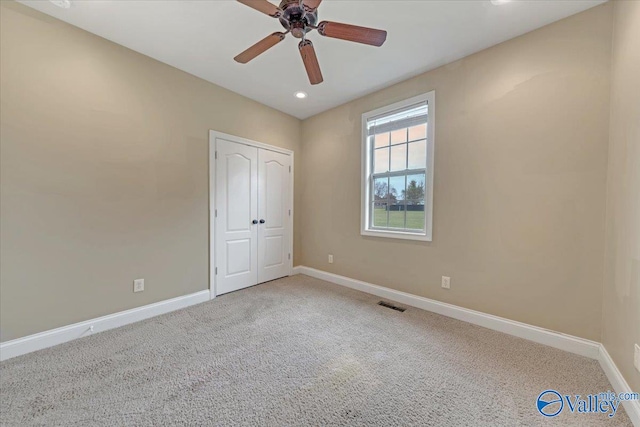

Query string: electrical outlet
[441,276,451,289]
[328,254,334,264]
[133,278,144,293]
[634,344,640,373]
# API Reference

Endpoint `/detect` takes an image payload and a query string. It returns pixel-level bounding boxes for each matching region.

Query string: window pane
[390,174,407,229]
[373,176,389,201]
[406,172,425,231]
[390,129,407,145]
[408,140,427,169]
[404,173,426,201]
[408,124,427,142]
[387,202,406,229]
[390,144,407,171]
[374,148,389,173]
[374,132,389,148]
[405,201,425,230]
[389,175,405,202]
[372,202,388,228]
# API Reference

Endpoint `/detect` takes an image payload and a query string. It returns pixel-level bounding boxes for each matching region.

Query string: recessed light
[294,91,308,99]
[490,0,511,4]
[50,0,71,8]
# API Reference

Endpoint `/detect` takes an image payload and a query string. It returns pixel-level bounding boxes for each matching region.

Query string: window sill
[361,228,432,242]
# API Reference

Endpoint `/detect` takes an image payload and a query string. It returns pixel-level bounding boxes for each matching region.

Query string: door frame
[209,130,294,300]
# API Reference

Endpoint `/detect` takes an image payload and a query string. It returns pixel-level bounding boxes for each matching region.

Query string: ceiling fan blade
[236,0,282,17]
[234,32,286,64]
[298,40,323,85]
[302,0,322,10]
[317,21,387,47]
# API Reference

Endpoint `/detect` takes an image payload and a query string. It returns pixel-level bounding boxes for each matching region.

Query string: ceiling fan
[234,0,387,85]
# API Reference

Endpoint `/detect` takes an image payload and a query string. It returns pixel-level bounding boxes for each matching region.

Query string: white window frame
[360,91,435,242]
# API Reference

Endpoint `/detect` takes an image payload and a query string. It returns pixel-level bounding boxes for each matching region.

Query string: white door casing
[210,131,293,298]
[258,149,291,283]
[215,139,258,295]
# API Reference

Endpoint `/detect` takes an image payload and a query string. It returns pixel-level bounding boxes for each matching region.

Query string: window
[361,92,435,241]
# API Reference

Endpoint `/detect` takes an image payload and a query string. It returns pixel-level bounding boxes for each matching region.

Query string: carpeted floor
[0,275,633,426]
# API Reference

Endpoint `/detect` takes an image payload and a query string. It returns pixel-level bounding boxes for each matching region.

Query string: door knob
[259,219,265,224]
[252,220,258,225]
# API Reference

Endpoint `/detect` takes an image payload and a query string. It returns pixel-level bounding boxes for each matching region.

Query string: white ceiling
[20,0,605,119]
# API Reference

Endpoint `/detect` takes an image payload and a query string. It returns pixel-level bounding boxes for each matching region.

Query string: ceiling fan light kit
[234,0,387,85]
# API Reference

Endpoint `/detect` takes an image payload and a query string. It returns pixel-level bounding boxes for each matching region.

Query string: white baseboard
[0,290,211,361]
[293,265,640,425]
[599,345,640,425]
[294,266,600,359]
[3,269,637,425]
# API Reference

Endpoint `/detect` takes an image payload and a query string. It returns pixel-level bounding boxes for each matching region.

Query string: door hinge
[215,151,218,159]
[215,267,218,275]
[289,166,291,173]
[288,209,291,216]
[288,253,291,260]
[215,209,218,218]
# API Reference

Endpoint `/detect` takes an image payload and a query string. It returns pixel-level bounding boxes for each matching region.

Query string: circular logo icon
[537,390,564,417]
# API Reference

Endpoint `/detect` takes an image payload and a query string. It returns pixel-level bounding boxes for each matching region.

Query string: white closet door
[215,139,258,295]
[257,149,291,283]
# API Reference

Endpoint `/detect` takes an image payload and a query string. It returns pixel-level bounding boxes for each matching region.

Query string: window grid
[362,92,434,242]
[368,123,428,232]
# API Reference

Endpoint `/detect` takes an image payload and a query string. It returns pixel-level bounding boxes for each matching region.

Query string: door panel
[226,239,252,275]
[263,235,284,267]
[265,161,284,228]
[215,139,258,295]
[226,154,253,232]
[258,149,291,283]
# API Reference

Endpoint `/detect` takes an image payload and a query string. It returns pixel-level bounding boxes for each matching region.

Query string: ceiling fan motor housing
[279,0,318,38]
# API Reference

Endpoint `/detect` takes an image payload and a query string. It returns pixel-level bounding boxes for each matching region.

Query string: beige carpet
[0,275,632,426]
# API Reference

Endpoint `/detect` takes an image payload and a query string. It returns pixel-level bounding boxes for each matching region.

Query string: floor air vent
[378,301,406,312]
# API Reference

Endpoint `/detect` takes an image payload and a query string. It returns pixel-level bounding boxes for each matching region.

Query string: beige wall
[1,0,635,389]
[602,0,640,392]
[0,2,302,341]
[299,4,613,341]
